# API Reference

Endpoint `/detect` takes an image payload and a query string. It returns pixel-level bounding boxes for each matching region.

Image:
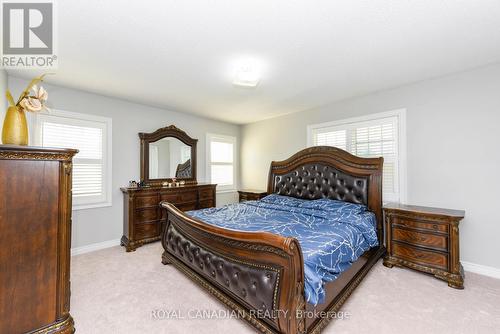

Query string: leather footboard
[164,223,282,330]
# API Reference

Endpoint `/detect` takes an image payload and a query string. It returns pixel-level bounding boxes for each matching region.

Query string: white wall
[8,76,240,248]
[0,69,7,129]
[241,63,500,270]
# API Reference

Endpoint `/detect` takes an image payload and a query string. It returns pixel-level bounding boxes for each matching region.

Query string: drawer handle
[433,224,438,230]
[409,235,425,242]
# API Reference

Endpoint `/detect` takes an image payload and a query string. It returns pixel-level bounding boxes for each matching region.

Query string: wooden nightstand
[383,203,465,289]
[238,189,267,202]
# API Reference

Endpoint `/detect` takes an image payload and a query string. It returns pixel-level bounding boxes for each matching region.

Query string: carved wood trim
[383,256,464,288]
[121,235,161,252]
[385,210,462,225]
[0,146,77,161]
[31,315,74,334]
[175,220,290,258]
[57,160,73,318]
[139,125,194,143]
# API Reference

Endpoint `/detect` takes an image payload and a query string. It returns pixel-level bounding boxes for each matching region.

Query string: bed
[160,146,384,334]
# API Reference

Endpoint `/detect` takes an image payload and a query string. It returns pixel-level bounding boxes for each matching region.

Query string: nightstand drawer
[392,228,447,251]
[392,242,448,270]
[239,194,252,201]
[238,190,267,202]
[393,217,448,233]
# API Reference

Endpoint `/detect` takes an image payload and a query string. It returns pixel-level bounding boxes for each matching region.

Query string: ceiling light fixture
[233,59,261,87]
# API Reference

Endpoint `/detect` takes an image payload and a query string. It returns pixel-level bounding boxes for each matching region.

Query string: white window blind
[207,134,236,191]
[315,129,347,150]
[34,111,112,209]
[180,146,191,163]
[309,111,405,203]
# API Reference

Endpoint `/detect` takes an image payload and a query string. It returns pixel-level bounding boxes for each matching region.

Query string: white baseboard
[462,261,500,279]
[71,238,121,256]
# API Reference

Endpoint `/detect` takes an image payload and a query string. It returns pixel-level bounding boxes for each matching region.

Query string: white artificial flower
[19,97,43,112]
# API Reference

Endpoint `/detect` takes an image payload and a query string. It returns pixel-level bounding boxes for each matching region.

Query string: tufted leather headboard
[268,146,384,242]
[271,162,370,205]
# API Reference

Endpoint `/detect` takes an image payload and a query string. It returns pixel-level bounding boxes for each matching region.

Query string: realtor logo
[1,0,57,68]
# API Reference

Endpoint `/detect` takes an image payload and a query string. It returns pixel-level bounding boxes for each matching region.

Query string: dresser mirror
[139,125,197,184]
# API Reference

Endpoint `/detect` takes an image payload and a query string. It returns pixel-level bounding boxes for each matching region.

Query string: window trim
[306,109,407,204]
[33,109,113,210]
[206,133,237,192]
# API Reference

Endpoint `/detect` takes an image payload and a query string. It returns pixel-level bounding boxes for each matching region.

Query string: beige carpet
[71,243,500,334]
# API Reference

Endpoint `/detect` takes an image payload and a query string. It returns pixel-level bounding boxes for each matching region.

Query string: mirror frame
[139,125,198,185]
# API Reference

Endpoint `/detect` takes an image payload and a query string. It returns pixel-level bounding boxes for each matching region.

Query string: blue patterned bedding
[186,194,378,305]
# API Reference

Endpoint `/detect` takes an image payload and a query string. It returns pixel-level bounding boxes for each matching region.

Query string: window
[206,134,237,191]
[307,110,406,203]
[180,145,191,163]
[34,110,112,210]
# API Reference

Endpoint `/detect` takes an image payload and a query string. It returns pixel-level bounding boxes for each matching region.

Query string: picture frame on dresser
[121,125,217,252]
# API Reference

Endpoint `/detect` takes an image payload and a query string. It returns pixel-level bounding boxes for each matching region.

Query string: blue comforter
[186,194,378,305]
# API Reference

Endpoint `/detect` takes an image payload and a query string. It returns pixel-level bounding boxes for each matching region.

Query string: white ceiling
[8,0,500,124]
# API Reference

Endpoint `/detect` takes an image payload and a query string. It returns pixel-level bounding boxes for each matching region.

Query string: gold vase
[2,106,29,145]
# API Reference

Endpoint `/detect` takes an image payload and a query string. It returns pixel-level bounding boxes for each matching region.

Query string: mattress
[186,194,379,305]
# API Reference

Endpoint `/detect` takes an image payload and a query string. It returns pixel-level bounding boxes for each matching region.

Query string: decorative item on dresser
[2,74,51,145]
[0,145,77,334]
[121,183,216,252]
[121,125,216,252]
[383,203,465,289]
[237,189,267,202]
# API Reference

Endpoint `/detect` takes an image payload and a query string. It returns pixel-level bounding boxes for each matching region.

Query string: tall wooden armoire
[0,145,77,334]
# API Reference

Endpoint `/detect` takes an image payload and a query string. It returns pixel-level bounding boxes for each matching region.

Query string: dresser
[121,183,216,252]
[0,146,77,334]
[383,203,465,289]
